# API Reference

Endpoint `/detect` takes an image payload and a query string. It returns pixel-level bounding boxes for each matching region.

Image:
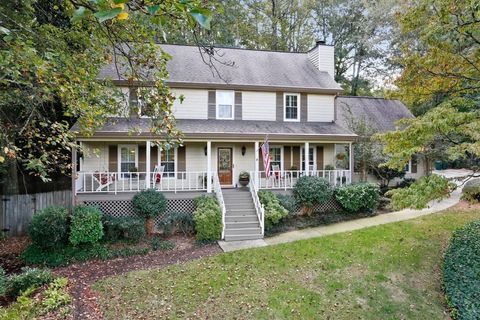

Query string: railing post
[207,141,212,193]
[146,140,151,189]
[304,142,310,176]
[254,141,259,189]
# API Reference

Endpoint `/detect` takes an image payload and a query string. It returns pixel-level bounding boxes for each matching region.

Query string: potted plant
[325,164,335,170]
[132,189,167,236]
[238,171,250,186]
[336,152,346,161]
[129,166,138,178]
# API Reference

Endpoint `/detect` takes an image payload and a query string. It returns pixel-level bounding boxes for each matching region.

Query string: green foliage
[335,183,380,213]
[397,178,416,189]
[163,212,195,236]
[102,215,145,243]
[193,196,222,241]
[150,237,176,251]
[22,243,149,268]
[6,268,53,298]
[69,205,103,246]
[275,194,298,215]
[461,179,480,204]
[293,176,334,209]
[258,191,289,230]
[132,189,167,219]
[387,175,452,210]
[27,205,69,250]
[443,220,480,320]
[40,277,71,316]
[0,267,6,296]
[0,286,37,319]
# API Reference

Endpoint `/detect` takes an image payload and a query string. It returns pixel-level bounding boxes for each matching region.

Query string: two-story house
[72,41,419,240]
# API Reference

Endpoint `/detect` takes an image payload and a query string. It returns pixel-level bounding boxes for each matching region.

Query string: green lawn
[93,208,480,319]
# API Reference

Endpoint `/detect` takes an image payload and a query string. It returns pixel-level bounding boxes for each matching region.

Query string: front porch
[74,139,353,195]
[74,139,353,196]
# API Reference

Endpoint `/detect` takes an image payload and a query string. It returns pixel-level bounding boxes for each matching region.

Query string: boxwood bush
[133,189,167,235]
[102,215,145,243]
[69,206,103,246]
[442,220,480,320]
[163,212,195,236]
[193,196,222,241]
[461,179,480,204]
[27,206,69,249]
[6,268,53,298]
[335,183,380,213]
[258,191,288,230]
[293,176,333,215]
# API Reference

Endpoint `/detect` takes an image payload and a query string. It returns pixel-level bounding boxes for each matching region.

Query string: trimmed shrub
[102,215,145,243]
[293,176,333,215]
[133,189,167,235]
[7,268,53,298]
[193,196,222,241]
[150,237,175,251]
[27,206,69,249]
[0,267,6,296]
[132,189,167,219]
[397,178,416,189]
[69,206,103,246]
[163,212,195,236]
[258,191,289,230]
[461,178,480,204]
[443,220,480,320]
[275,194,298,215]
[335,183,380,213]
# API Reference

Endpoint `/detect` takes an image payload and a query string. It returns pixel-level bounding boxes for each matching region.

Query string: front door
[218,148,233,185]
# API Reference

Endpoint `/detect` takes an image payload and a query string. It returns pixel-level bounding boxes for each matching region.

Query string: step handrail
[213,173,227,239]
[249,175,265,236]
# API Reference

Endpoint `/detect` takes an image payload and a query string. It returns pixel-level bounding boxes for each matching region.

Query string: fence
[0,190,72,237]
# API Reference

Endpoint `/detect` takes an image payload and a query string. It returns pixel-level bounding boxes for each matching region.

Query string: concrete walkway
[218,184,463,252]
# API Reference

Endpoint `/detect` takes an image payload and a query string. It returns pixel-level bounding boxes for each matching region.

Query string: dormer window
[216,90,234,120]
[284,93,300,121]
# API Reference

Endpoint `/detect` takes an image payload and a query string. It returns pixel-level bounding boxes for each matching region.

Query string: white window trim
[405,159,412,174]
[161,147,178,179]
[283,93,301,122]
[117,144,139,178]
[301,146,317,171]
[216,90,235,120]
[269,145,283,171]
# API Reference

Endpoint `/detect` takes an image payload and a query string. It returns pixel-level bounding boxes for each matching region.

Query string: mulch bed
[53,236,222,319]
[0,236,29,274]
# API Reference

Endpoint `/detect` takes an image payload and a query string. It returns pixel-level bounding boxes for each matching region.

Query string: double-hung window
[269,146,282,171]
[284,93,300,121]
[118,145,138,178]
[301,147,315,171]
[216,90,234,120]
[161,148,176,178]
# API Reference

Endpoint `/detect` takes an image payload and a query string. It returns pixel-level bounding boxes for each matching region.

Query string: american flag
[261,136,271,177]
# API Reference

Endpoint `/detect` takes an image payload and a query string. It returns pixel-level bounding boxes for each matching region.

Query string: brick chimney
[308,40,335,77]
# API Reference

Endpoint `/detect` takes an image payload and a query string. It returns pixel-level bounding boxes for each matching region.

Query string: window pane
[218,104,232,118]
[217,91,233,105]
[120,146,136,173]
[269,147,281,170]
[285,94,298,119]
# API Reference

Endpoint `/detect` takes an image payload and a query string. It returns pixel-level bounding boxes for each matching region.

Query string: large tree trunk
[4,159,19,195]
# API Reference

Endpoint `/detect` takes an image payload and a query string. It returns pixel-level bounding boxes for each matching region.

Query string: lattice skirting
[82,198,196,225]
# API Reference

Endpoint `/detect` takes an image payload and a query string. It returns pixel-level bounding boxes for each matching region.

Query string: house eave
[109,80,344,95]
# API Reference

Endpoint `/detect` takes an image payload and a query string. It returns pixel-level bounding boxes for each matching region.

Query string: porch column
[254,141,259,188]
[349,142,353,184]
[71,141,77,206]
[304,142,310,175]
[146,140,151,188]
[207,140,212,193]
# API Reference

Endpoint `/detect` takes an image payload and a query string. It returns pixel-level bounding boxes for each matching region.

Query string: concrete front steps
[222,188,263,241]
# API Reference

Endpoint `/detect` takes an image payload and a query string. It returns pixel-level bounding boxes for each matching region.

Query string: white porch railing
[76,171,208,193]
[213,174,227,239]
[251,170,351,190]
[249,175,265,236]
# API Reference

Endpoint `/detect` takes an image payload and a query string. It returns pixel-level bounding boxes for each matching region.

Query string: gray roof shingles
[336,96,414,132]
[98,44,343,91]
[73,118,356,139]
